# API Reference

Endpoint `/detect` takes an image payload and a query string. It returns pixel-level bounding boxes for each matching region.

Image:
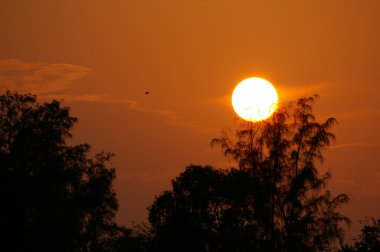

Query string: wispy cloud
[124,102,218,134]
[330,142,380,149]
[0,59,90,94]
[276,82,329,102]
[0,59,217,135]
[121,170,178,183]
[360,171,380,197]
[334,178,360,187]
[338,108,380,121]
[206,82,329,107]
[206,95,231,107]
[45,94,218,135]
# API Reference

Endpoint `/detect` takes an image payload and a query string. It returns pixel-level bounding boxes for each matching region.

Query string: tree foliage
[340,218,380,252]
[148,95,350,252]
[0,91,118,251]
[148,165,263,252]
[0,91,355,251]
[100,224,151,252]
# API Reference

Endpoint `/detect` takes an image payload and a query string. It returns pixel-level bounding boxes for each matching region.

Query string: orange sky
[1,0,379,240]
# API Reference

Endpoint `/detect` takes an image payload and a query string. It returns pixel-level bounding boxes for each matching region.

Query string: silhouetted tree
[0,91,118,251]
[148,165,259,252]
[340,218,380,252]
[211,95,350,252]
[100,224,151,252]
[148,165,220,252]
[149,95,350,252]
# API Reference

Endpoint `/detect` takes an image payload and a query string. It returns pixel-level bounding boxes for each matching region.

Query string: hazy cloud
[334,178,360,187]
[276,82,328,101]
[49,94,218,135]
[207,82,329,107]
[0,59,216,135]
[123,170,177,183]
[123,102,219,134]
[360,171,380,197]
[330,142,380,149]
[338,108,380,121]
[0,59,90,94]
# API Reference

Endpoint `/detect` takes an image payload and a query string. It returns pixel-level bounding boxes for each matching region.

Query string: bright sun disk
[232,77,278,122]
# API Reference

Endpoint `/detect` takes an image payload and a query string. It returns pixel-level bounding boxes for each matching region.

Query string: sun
[232,77,278,122]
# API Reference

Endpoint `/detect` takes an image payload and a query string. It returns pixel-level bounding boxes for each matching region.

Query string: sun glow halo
[232,77,278,122]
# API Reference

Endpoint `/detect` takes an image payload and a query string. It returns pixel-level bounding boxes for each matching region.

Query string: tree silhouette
[100,224,151,252]
[0,91,118,251]
[340,218,380,252]
[148,165,220,251]
[149,95,350,252]
[148,165,260,252]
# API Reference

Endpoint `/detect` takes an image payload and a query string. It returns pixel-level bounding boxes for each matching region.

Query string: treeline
[0,91,378,252]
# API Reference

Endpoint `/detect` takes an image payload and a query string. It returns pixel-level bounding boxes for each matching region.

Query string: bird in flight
[145,91,149,95]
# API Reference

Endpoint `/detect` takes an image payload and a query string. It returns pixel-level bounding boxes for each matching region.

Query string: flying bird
[145,91,149,95]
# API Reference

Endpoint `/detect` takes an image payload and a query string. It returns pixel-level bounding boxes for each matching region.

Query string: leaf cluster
[149,95,350,252]
[0,91,118,251]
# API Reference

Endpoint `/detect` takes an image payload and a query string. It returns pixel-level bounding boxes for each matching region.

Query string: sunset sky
[1,0,379,240]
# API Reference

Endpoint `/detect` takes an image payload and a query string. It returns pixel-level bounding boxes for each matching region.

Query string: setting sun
[1,1,379,249]
[232,77,278,122]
